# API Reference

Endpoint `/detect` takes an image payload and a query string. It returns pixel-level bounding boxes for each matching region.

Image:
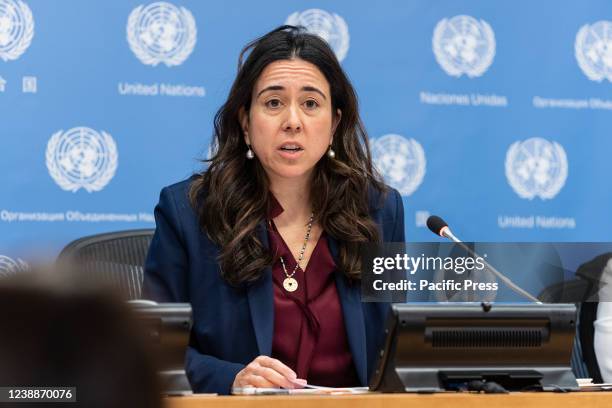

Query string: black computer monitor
[369,303,578,392]
[128,301,192,394]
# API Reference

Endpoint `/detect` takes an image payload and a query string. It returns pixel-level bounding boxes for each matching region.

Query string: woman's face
[240,58,341,183]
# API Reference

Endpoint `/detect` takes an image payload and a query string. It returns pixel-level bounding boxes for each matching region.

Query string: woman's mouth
[278,143,304,158]
[279,144,303,152]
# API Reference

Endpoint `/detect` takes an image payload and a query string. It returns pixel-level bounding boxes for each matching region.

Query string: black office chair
[58,229,193,394]
[57,229,155,299]
[538,274,603,381]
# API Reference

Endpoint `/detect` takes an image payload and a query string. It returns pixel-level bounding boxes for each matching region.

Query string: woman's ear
[330,108,342,144]
[239,107,250,144]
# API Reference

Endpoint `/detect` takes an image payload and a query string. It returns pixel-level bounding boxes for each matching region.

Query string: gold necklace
[278,212,314,292]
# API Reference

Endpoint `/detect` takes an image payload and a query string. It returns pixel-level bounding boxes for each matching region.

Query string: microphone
[426,215,541,304]
[426,215,460,243]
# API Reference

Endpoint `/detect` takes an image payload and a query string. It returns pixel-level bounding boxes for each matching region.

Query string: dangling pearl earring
[327,145,335,159]
[246,145,255,159]
[244,130,254,159]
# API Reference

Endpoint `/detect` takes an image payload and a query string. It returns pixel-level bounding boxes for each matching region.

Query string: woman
[143,25,405,395]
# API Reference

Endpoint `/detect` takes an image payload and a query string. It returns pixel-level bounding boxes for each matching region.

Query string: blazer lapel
[247,220,274,356]
[328,236,368,386]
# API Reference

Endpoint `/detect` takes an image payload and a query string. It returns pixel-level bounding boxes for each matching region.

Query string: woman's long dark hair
[190,25,386,286]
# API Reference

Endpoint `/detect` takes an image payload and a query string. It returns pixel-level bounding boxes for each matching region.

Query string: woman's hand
[232,356,307,389]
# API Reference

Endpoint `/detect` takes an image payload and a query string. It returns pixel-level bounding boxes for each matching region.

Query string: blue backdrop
[2,0,612,268]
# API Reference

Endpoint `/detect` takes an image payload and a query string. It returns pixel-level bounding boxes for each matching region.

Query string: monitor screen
[369,302,578,392]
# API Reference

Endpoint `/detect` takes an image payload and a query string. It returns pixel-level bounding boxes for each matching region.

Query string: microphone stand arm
[442,228,542,304]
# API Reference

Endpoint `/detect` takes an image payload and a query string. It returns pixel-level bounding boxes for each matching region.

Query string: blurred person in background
[0,268,162,408]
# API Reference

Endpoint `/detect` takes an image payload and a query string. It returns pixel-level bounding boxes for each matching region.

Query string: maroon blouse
[267,195,359,387]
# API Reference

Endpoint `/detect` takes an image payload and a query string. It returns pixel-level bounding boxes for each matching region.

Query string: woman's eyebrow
[302,86,327,100]
[257,85,284,98]
[257,85,327,100]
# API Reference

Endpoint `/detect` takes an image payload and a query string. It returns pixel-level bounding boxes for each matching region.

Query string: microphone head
[426,215,448,236]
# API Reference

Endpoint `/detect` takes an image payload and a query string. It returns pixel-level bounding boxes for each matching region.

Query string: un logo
[46,127,118,193]
[0,255,28,276]
[127,1,197,67]
[505,137,568,200]
[286,8,349,62]
[0,0,34,62]
[575,21,612,82]
[371,134,426,197]
[432,15,495,78]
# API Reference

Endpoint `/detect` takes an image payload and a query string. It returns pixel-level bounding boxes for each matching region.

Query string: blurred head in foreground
[0,268,161,408]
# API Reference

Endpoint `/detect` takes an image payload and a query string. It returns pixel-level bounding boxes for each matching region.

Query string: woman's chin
[266,166,314,181]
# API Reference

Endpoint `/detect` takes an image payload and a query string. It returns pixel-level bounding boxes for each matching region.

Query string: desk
[165,392,612,408]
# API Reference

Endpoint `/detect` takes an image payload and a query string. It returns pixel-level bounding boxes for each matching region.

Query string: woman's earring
[246,145,255,159]
[327,145,335,159]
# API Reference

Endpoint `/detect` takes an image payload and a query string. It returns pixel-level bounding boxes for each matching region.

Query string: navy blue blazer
[143,178,405,394]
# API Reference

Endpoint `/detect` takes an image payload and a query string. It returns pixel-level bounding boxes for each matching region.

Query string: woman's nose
[282,104,302,132]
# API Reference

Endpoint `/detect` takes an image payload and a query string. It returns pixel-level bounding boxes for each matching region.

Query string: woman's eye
[304,99,319,109]
[265,99,281,108]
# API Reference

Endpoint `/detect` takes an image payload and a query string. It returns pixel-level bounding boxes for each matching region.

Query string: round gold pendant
[283,277,298,292]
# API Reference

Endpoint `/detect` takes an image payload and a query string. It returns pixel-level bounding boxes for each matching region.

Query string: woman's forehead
[255,58,330,93]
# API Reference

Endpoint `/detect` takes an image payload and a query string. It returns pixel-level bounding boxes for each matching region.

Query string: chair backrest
[538,279,598,380]
[58,229,193,394]
[57,229,155,299]
[537,279,597,303]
